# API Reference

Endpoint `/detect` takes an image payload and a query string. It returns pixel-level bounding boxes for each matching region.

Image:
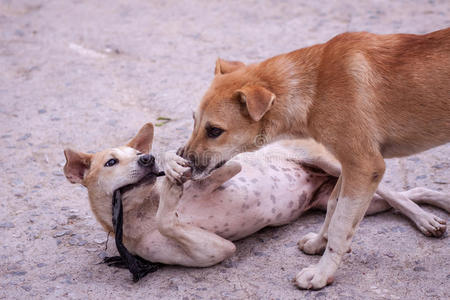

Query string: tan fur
[181,28,450,289]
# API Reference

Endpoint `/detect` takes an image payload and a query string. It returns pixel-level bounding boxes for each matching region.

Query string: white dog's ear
[63,149,92,185]
[214,58,245,75]
[234,85,276,122]
[127,123,154,153]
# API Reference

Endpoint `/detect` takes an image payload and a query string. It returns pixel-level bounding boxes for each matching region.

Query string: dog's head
[180,58,276,179]
[63,123,159,229]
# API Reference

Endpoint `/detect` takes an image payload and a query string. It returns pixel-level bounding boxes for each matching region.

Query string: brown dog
[179,28,450,289]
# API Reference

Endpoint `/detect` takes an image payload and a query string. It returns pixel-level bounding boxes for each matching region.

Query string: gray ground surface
[1,0,449,299]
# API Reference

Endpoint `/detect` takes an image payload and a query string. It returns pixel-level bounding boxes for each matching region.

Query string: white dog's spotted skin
[64,127,448,269]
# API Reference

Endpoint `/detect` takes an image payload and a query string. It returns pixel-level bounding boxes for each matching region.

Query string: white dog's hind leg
[298,176,342,255]
[155,178,236,267]
[376,186,446,237]
[400,187,450,212]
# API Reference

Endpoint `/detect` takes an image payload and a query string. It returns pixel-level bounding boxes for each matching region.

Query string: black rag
[103,172,165,282]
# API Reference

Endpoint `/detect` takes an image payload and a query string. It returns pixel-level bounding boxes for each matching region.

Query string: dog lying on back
[63,123,448,269]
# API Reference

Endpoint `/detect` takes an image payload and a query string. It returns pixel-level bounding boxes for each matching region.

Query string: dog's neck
[254,45,324,143]
[87,181,161,238]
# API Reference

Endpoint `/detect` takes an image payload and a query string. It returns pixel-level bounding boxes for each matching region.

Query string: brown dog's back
[309,28,450,158]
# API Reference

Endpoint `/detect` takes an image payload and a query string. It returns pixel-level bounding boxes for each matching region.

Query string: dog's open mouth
[213,160,226,170]
[122,169,164,192]
[191,160,227,181]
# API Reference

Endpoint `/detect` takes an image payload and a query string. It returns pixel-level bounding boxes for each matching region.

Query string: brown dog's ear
[214,58,245,75]
[63,149,92,185]
[234,85,276,122]
[127,123,154,153]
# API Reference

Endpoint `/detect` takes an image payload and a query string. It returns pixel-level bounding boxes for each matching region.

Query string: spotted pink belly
[177,160,332,241]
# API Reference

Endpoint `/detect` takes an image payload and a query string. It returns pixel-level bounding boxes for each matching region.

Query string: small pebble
[68,238,78,245]
[53,230,71,238]
[11,271,27,276]
[0,222,15,229]
[17,133,31,141]
[21,285,32,292]
[93,234,107,244]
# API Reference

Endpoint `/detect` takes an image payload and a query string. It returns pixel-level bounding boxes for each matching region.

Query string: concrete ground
[0,0,449,299]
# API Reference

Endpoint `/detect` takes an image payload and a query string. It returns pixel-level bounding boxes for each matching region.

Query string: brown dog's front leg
[296,155,385,289]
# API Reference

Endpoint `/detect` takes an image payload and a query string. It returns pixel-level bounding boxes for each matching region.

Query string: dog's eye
[136,152,143,156]
[104,158,118,167]
[206,126,224,138]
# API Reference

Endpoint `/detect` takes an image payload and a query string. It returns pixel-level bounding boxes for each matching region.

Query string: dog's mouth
[213,160,227,171]
[125,170,165,193]
[190,160,227,181]
[122,168,165,194]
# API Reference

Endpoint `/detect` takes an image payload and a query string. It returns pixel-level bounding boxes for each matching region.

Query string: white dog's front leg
[162,151,191,184]
[155,178,235,267]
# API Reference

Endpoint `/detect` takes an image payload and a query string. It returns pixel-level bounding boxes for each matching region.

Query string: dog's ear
[214,58,245,75]
[234,85,276,121]
[63,149,92,185]
[127,123,154,153]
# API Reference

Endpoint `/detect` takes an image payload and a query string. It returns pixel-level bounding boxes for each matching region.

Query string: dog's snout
[138,154,155,167]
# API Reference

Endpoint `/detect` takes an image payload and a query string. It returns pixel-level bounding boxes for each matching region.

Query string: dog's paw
[298,232,327,255]
[162,151,191,184]
[295,264,334,290]
[415,212,446,237]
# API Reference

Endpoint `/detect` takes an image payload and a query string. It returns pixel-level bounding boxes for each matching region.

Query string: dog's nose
[138,154,155,167]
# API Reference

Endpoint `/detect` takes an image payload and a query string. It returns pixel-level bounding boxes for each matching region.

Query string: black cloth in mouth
[103,171,165,282]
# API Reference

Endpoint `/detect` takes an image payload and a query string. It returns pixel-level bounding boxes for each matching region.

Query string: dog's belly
[177,159,331,241]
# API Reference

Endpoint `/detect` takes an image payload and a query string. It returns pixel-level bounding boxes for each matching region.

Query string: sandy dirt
[0,0,449,299]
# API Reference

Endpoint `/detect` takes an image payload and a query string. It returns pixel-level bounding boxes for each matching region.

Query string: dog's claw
[163,151,192,184]
[415,212,447,237]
